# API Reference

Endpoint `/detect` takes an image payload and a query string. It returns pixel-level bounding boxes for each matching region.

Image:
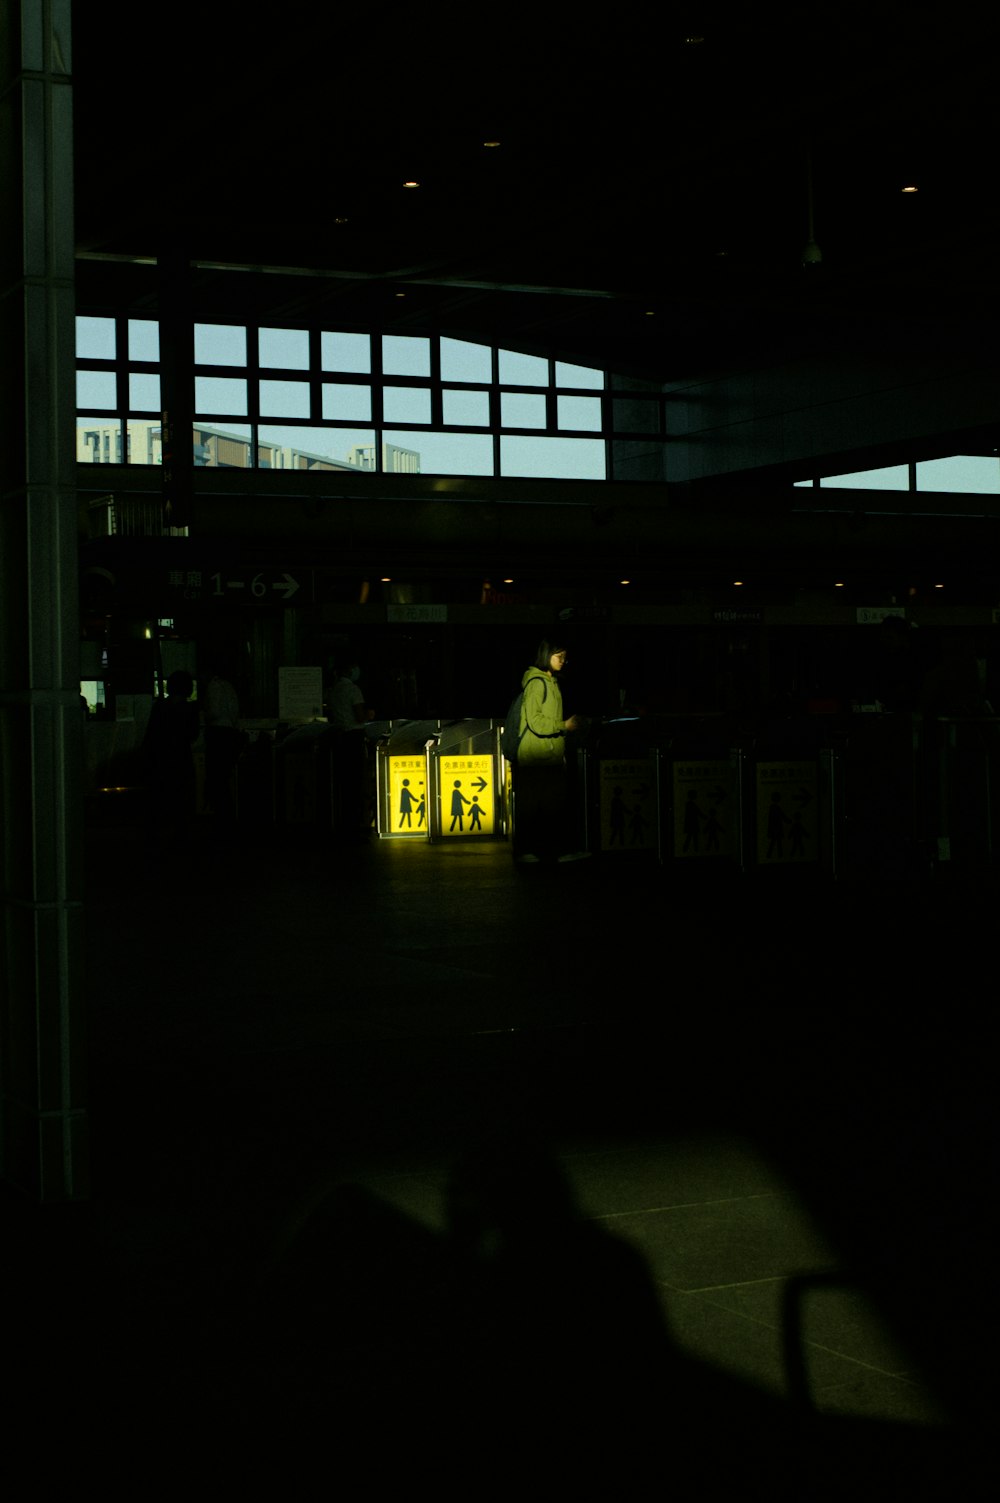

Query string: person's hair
[533,639,568,671]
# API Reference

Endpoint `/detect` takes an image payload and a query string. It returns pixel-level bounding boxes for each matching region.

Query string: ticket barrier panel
[375,720,440,838]
[665,745,745,871]
[428,720,504,841]
[749,749,839,874]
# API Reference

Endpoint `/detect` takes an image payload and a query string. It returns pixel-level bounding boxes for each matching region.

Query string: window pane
[498,349,548,386]
[76,316,116,359]
[818,465,908,490]
[76,420,122,462]
[555,360,603,390]
[77,370,117,409]
[128,320,159,361]
[258,425,376,471]
[260,379,311,418]
[194,324,247,366]
[129,373,160,411]
[384,431,493,476]
[321,332,371,373]
[382,335,430,377]
[501,392,546,428]
[195,376,248,415]
[127,420,162,465]
[500,435,605,479]
[194,424,252,467]
[442,388,490,426]
[383,386,431,423]
[557,395,602,431]
[440,337,492,383]
[322,384,372,422]
[916,455,1000,493]
[259,327,310,370]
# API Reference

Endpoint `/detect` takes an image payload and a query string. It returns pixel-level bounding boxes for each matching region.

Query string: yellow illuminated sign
[673,759,736,858]
[388,756,427,834]
[440,755,494,836]
[756,761,817,863]
[600,760,655,851]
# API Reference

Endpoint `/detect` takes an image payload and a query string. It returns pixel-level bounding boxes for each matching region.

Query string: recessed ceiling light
[834,581,844,588]
[901,184,919,193]
[733,580,743,587]
[620,579,630,585]
[483,140,501,148]
[403,180,420,189]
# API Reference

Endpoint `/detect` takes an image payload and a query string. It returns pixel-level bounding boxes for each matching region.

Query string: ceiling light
[901,184,919,193]
[733,580,743,587]
[403,180,420,189]
[483,140,501,148]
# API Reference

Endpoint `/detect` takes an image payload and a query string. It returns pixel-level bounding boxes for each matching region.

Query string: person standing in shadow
[142,668,199,872]
[202,659,244,836]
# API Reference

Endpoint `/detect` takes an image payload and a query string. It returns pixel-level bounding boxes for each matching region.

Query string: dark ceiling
[71,11,1000,383]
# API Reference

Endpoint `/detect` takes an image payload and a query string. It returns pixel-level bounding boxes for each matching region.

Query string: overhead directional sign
[210,569,301,601]
[756,761,818,864]
[439,754,494,836]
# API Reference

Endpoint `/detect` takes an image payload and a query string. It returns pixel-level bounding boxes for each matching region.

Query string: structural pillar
[0,0,88,1198]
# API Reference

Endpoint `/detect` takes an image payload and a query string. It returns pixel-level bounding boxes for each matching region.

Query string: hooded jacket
[518,667,567,765]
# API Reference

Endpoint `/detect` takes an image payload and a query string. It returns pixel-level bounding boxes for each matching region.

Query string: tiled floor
[4,818,994,1485]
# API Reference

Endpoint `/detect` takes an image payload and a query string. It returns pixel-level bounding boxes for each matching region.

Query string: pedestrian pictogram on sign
[600,760,655,851]
[756,761,817,863]
[439,755,494,836]
[673,760,737,858]
[388,757,427,835]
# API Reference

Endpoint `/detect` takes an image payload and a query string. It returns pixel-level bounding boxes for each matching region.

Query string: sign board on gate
[439,754,494,835]
[756,761,818,863]
[673,760,737,858]
[388,756,428,834]
[600,759,655,851]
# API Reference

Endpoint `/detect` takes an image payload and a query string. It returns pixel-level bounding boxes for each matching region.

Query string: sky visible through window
[76,319,611,479]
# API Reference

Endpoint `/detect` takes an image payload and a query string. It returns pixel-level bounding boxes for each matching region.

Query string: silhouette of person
[511,639,587,863]
[202,660,243,830]
[450,781,471,831]
[704,806,724,852]
[767,792,790,858]
[789,808,807,858]
[398,778,416,828]
[143,668,199,865]
[415,792,426,827]
[609,786,626,846]
[469,796,483,831]
[682,790,705,853]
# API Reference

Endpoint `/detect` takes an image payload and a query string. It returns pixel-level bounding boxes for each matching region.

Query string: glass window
[321,332,371,373]
[258,425,376,471]
[557,395,602,432]
[500,435,605,480]
[193,424,252,468]
[498,349,548,386]
[260,379,311,419]
[383,431,493,476]
[441,337,492,383]
[555,360,603,390]
[195,376,248,415]
[194,324,247,366]
[77,371,116,409]
[259,327,310,370]
[76,316,116,359]
[128,320,160,361]
[128,373,160,411]
[383,386,432,424]
[442,388,490,426]
[76,420,122,462]
[126,420,162,465]
[818,465,909,490]
[382,335,430,377]
[501,392,547,429]
[322,384,372,422]
[916,455,1000,493]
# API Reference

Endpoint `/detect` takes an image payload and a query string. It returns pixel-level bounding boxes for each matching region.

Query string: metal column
[0,1,88,1198]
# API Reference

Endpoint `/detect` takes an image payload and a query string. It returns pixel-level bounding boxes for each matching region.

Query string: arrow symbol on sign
[272,573,300,600]
[710,785,728,802]
[472,776,488,792]
[793,786,813,808]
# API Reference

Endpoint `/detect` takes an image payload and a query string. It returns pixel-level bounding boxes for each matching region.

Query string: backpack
[501,676,547,762]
